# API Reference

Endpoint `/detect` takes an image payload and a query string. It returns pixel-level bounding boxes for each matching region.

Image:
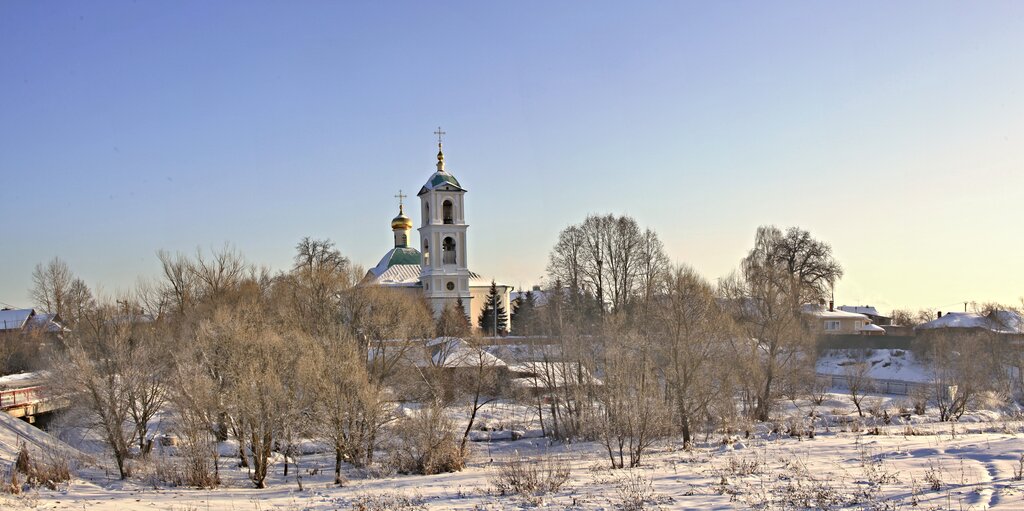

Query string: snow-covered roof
[508,361,602,388]
[469,273,509,288]
[0,309,33,331]
[483,343,562,364]
[837,305,888,318]
[802,305,870,320]
[916,310,1024,334]
[363,263,507,289]
[859,323,886,332]
[0,309,67,334]
[429,337,506,368]
[28,313,68,333]
[0,370,49,389]
[365,264,424,287]
[366,337,507,369]
[916,312,987,331]
[989,310,1024,334]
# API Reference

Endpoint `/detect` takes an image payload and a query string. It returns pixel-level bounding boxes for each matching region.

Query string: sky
[1,1,1022,314]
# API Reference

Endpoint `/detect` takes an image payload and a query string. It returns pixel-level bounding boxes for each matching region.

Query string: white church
[361,134,512,332]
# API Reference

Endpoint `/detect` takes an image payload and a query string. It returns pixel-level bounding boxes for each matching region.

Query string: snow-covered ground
[817,348,931,383]
[2,393,1024,510]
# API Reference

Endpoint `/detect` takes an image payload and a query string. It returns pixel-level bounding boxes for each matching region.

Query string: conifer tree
[438,299,471,338]
[455,297,471,326]
[511,289,539,336]
[477,280,507,336]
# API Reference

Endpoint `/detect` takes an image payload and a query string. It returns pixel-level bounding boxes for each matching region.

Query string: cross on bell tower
[434,126,446,171]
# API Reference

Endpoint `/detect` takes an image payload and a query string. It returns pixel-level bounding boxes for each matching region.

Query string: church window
[446,281,455,291]
[442,200,454,224]
[442,236,456,265]
[423,240,429,265]
[424,203,430,225]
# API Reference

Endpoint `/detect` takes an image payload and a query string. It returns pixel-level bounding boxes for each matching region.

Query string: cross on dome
[394,189,407,213]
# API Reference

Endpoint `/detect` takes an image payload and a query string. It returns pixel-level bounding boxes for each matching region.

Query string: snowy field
[3,395,1024,510]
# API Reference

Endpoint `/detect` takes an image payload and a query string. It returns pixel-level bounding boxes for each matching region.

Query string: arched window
[442,236,456,265]
[424,203,430,226]
[442,200,453,224]
[423,240,430,265]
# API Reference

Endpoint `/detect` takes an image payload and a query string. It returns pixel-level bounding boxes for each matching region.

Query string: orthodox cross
[394,190,407,210]
[434,126,446,146]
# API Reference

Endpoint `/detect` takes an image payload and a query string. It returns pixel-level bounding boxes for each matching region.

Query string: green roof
[385,247,421,267]
[419,171,465,196]
[430,172,461,188]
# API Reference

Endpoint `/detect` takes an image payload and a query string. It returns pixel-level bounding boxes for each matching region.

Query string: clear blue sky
[2,1,1022,313]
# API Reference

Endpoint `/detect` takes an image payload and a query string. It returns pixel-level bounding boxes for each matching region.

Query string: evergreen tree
[455,297,471,326]
[438,299,471,338]
[477,280,507,336]
[511,289,539,336]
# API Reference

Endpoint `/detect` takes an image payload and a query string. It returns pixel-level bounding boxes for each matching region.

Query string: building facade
[361,139,512,333]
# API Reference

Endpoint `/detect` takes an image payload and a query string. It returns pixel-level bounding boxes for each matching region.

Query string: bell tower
[418,128,471,317]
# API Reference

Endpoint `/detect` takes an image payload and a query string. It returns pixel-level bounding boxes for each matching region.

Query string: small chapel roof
[370,247,422,277]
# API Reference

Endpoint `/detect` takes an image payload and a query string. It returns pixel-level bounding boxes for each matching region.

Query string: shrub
[614,472,656,511]
[12,445,71,491]
[386,405,467,475]
[490,452,571,499]
[1,465,20,495]
[923,461,943,491]
[350,492,427,511]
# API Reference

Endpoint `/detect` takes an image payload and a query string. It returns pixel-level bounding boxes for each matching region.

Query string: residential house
[803,302,886,336]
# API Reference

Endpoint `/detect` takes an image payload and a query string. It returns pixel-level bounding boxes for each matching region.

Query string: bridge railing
[0,385,46,409]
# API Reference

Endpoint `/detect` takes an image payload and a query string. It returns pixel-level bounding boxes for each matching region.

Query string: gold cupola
[391,204,413,231]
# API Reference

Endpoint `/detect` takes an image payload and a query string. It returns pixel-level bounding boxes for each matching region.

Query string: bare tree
[595,322,670,468]
[724,225,844,422]
[285,237,358,337]
[548,214,669,320]
[167,356,222,487]
[654,266,735,446]
[30,257,93,326]
[917,330,1003,421]
[313,336,393,482]
[52,302,161,479]
[450,337,501,455]
[156,250,198,314]
[844,359,875,417]
[346,287,434,382]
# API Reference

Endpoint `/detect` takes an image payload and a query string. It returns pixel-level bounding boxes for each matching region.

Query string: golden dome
[391,205,412,230]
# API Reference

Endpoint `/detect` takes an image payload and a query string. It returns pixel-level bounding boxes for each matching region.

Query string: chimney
[828,300,834,312]
[938,311,943,318]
